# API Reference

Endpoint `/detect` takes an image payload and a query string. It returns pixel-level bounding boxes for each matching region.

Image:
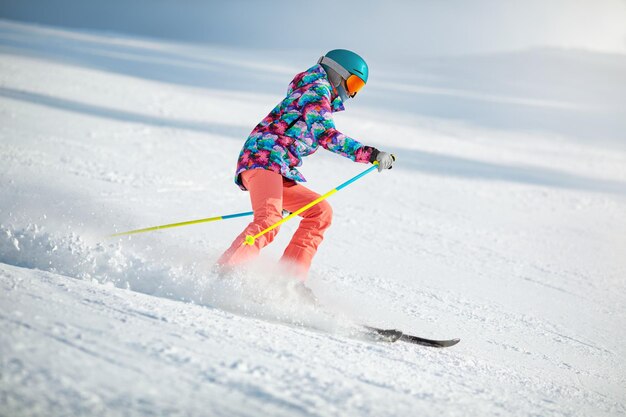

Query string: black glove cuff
[368,147,380,164]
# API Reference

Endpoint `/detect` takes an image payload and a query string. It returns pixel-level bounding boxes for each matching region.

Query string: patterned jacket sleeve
[300,85,377,163]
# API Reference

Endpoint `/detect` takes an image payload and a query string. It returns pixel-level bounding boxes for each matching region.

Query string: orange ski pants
[217,169,333,279]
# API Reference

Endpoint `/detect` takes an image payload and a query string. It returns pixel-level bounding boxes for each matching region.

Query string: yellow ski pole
[110,211,254,237]
[244,162,380,246]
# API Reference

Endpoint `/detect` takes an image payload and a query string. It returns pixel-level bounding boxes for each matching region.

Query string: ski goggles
[345,74,366,97]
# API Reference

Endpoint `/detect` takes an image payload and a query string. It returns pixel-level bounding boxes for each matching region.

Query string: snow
[1,19,626,416]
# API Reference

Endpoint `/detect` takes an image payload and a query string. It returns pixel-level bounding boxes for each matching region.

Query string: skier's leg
[217,169,283,268]
[279,180,333,279]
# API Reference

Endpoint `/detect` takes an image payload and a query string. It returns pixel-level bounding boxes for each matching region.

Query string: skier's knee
[263,224,281,242]
[263,221,281,243]
[316,200,333,229]
[256,213,282,242]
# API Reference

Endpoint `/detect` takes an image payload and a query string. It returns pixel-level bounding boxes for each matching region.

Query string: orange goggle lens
[346,74,366,96]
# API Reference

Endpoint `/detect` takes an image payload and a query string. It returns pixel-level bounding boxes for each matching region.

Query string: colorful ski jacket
[234,64,377,190]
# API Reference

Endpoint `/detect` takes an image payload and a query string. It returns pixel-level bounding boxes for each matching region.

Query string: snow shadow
[2,20,625,197]
[0,20,290,95]
[0,87,249,140]
[365,85,625,148]
[363,49,626,147]
[2,20,625,145]
[3,84,623,196]
[396,147,626,195]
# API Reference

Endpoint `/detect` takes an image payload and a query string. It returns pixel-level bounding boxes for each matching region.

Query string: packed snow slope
[1,20,626,417]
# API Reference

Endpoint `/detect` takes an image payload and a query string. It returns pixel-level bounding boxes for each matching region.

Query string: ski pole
[110,211,254,237]
[244,162,380,246]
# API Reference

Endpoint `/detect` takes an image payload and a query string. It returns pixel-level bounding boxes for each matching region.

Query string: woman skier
[217,49,395,279]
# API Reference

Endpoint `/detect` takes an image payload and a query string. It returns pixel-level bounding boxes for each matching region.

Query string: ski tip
[442,338,461,347]
[398,334,461,348]
[423,338,460,348]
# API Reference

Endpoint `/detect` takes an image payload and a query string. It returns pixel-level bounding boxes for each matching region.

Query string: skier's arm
[301,87,377,163]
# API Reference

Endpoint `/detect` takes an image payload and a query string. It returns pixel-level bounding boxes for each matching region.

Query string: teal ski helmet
[318,49,368,99]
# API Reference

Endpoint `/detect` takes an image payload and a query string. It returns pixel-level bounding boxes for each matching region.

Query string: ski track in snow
[1,20,626,417]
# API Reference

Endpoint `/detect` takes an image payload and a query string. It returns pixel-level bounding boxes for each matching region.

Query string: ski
[365,326,460,348]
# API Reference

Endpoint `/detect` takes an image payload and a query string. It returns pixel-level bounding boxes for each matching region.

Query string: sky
[1,0,626,57]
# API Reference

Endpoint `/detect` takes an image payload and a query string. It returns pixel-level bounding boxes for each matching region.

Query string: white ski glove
[375,152,395,172]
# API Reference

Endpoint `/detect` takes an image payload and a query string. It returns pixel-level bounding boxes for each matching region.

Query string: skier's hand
[375,152,395,172]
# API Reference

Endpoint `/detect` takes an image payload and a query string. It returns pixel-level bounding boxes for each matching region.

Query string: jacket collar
[316,64,345,112]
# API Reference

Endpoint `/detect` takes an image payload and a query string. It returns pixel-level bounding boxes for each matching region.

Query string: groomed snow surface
[1,20,626,416]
